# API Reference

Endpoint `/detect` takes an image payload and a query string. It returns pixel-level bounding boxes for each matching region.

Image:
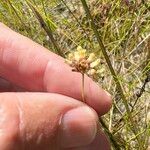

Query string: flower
[74,46,87,61]
[90,59,100,68]
[87,53,95,62]
[87,69,96,76]
[65,46,102,79]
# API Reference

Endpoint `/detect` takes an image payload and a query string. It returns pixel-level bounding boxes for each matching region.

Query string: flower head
[65,46,103,79]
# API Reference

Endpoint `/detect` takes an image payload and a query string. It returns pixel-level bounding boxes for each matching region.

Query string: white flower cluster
[66,46,104,78]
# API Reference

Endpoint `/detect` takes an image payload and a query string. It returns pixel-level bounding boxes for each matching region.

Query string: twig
[99,118,122,150]
[131,71,150,110]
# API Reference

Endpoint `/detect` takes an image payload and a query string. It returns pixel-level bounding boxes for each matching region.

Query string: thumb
[0,92,101,150]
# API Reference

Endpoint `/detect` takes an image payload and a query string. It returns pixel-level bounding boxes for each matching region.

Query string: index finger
[0,23,112,115]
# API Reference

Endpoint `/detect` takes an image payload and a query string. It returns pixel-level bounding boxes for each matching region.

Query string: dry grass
[0,0,150,149]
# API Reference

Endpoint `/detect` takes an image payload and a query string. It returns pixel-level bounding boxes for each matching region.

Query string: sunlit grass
[0,0,149,149]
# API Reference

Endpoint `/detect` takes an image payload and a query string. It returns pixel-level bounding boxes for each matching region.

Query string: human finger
[0,92,108,150]
[0,23,111,115]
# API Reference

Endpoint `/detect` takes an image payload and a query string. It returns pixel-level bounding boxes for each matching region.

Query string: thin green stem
[80,0,130,115]
[7,0,29,35]
[99,118,122,150]
[26,0,64,57]
[80,0,141,145]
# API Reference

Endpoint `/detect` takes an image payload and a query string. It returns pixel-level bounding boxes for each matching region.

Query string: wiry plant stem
[99,118,121,150]
[26,0,64,57]
[81,73,85,102]
[80,0,141,145]
[80,0,130,114]
[7,0,29,35]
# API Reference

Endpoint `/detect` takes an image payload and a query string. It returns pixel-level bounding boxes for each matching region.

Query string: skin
[0,23,112,150]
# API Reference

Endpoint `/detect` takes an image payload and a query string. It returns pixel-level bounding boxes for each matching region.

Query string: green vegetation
[0,0,150,149]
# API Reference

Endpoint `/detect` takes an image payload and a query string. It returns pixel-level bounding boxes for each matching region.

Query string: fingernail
[59,106,97,148]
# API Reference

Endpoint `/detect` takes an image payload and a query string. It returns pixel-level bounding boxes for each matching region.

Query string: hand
[0,23,112,150]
